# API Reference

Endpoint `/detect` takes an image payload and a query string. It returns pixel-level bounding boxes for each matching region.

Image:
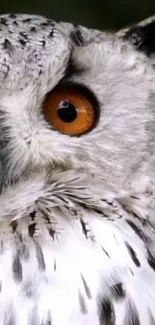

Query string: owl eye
[43,86,98,136]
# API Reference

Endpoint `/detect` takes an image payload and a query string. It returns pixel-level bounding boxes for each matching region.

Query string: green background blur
[0,0,154,30]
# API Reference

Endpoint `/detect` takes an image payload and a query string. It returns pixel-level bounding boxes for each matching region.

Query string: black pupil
[57,101,77,123]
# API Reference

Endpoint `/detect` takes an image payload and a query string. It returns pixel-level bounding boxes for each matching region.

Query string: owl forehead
[0,14,134,89]
[0,13,153,96]
[0,14,73,90]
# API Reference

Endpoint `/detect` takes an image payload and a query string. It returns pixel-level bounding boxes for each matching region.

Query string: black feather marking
[70,27,85,46]
[42,40,46,48]
[0,241,4,254]
[28,223,36,237]
[110,282,125,300]
[124,300,140,325]
[98,298,115,325]
[30,211,36,221]
[11,221,18,233]
[81,273,92,299]
[0,18,7,25]
[35,242,46,271]
[44,320,52,325]
[126,220,149,243]
[3,39,13,53]
[0,281,2,292]
[18,233,23,243]
[125,242,141,267]
[40,209,56,240]
[48,227,56,240]
[19,39,26,47]
[19,32,28,40]
[44,310,52,325]
[48,30,54,38]
[13,20,18,26]
[12,254,23,283]
[30,27,36,33]
[78,290,88,314]
[123,20,155,55]
[80,218,89,239]
[23,18,32,23]
[28,212,36,238]
[40,22,53,27]
[129,268,134,276]
[22,278,38,298]
[17,243,30,261]
[54,258,56,271]
[45,321,52,325]
[9,14,16,19]
[147,249,155,271]
[101,246,110,258]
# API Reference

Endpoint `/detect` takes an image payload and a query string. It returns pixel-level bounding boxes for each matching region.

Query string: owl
[0,12,155,325]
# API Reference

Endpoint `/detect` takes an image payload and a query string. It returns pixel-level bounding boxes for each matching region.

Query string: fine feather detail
[0,170,155,325]
[0,12,155,325]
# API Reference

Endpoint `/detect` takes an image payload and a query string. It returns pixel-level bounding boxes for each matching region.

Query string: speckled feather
[0,13,155,325]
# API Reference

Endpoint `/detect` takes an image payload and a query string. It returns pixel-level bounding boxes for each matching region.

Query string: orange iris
[43,86,97,136]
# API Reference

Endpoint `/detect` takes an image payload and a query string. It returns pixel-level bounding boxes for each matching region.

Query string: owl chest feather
[0,179,155,325]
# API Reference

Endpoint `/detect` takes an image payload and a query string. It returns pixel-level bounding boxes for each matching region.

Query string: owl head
[0,14,155,216]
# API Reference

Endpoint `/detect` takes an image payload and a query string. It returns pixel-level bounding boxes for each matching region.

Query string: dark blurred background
[0,0,154,30]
